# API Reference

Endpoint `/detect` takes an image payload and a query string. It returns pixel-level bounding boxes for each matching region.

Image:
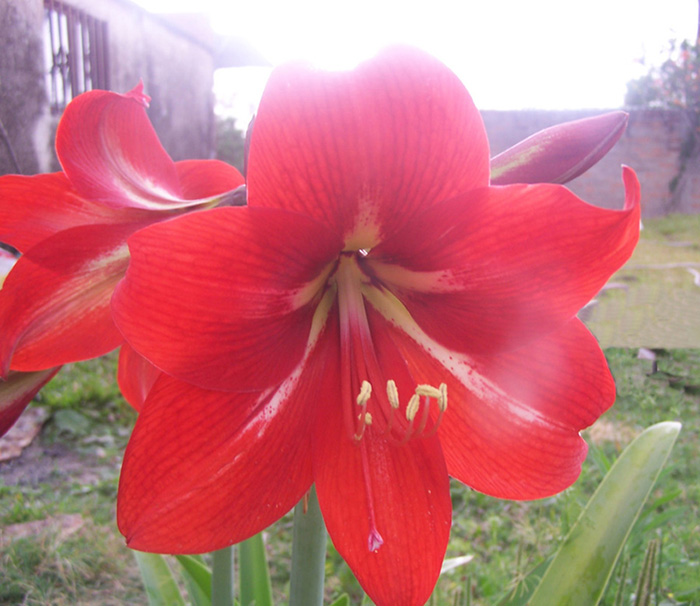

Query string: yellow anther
[364,412,373,425]
[386,380,400,409]
[405,394,421,421]
[356,380,372,406]
[415,384,442,400]
[438,383,448,412]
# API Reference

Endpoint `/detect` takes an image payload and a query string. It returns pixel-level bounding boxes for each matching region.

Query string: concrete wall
[0,0,216,177]
[0,1,48,175]
[72,0,216,161]
[482,109,692,217]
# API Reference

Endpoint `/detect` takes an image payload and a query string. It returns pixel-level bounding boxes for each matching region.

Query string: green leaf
[328,594,351,606]
[52,409,91,435]
[238,533,273,606]
[528,421,681,606]
[175,554,212,606]
[134,551,186,606]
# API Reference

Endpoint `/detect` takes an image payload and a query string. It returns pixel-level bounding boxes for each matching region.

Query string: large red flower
[0,84,244,433]
[111,48,640,605]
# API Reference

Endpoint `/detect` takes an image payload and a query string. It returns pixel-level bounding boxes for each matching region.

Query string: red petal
[0,173,148,253]
[370,167,641,354]
[117,323,339,552]
[117,344,162,411]
[376,308,614,499]
[490,111,629,185]
[174,160,244,199]
[112,206,342,392]
[56,86,190,210]
[248,47,489,246]
[0,223,142,373]
[0,367,60,436]
[313,336,452,606]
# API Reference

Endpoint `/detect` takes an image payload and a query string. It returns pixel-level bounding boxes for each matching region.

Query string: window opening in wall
[43,0,110,114]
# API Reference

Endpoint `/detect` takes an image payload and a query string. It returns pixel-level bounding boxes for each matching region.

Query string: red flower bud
[490,111,628,185]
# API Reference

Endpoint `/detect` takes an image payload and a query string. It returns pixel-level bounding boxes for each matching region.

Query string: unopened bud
[490,111,628,185]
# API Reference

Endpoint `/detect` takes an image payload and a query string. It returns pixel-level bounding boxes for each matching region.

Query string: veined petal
[0,173,149,253]
[313,329,452,606]
[57,83,200,211]
[366,286,613,499]
[112,206,342,392]
[117,343,162,411]
[0,367,60,436]
[440,320,614,498]
[248,46,489,246]
[117,296,339,553]
[490,111,629,185]
[0,223,141,374]
[174,159,244,199]
[370,167,640,354]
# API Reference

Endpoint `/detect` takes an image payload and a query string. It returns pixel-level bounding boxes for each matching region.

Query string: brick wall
[482,109,693,217]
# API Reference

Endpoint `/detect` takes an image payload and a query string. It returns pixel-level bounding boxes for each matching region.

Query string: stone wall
[482,109,693,217]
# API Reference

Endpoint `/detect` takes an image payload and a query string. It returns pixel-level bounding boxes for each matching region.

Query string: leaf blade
[529,421,681,606]
[133,551,186,606]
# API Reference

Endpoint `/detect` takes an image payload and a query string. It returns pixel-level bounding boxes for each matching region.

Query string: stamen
[425,382,448,438]
[354,409,374,441]
[405,393,421,421]
[438,383,448,412]
[415,384,442,400]
[386,380,400,409]
[356,380,372,406]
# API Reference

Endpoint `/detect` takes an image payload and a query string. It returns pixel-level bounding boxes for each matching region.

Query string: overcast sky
[134,0,697,121]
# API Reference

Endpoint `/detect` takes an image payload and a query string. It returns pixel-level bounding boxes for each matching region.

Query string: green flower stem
[290,485,328,606]
[211,546,234,606]
[238,533,273,606]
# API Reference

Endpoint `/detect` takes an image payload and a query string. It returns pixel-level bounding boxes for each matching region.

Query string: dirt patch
[586,417,638,447]
[0,513,85,548]
[0,438,103,488]
[0,406,49,462]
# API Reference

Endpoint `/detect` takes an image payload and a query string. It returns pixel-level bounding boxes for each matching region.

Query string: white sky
[134,0,697,124]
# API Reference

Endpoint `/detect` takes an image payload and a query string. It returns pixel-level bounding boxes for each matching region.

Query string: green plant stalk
[238,533,273,606]
[289,485,327,606]
[211,546,234,606]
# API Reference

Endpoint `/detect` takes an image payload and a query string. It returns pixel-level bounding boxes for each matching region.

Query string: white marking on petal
[250,288,335,437]
[369,260,462,293]
[363,284,554,429]
[344,192,382,251]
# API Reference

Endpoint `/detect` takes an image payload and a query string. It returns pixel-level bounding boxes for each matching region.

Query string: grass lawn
[0,214,698,605]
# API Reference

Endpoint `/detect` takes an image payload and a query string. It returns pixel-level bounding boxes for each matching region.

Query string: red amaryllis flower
[0,83,243,434]
[112,48,640,605]
[0,85,243,374]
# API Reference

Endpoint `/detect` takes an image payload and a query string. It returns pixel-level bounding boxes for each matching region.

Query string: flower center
[333,253,447,445]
